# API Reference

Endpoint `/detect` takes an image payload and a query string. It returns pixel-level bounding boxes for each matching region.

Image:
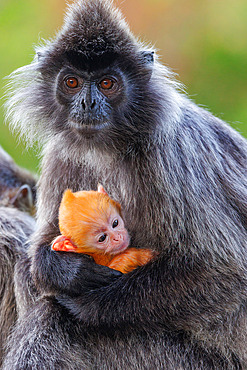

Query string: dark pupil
[101,79,112,89]
[67,78,77,88]
[112,219,118,228]
[98,234,107,243]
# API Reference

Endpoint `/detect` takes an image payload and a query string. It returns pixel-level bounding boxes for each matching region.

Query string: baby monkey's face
[87,209,130,255]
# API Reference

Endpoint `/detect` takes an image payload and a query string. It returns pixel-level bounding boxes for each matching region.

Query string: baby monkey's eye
[65,77,79,88]
[112,219,118,228]
[98,234,107,243]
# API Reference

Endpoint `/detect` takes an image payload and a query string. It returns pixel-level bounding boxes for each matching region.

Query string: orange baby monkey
[51,185,154,273]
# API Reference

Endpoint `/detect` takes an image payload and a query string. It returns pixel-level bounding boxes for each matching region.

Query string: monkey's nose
[112,233,123,242]
[81,99,96,110]
[90,100,96,109]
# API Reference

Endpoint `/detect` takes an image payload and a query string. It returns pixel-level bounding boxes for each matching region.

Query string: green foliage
[0,0,65,172]
[0,0,246,172]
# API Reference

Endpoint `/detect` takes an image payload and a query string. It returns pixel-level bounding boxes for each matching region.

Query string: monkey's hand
[58,252,123,296]
[55,247,246,341]
[51,235,78,252]
[31,231,122,296]
[108,248,155,273]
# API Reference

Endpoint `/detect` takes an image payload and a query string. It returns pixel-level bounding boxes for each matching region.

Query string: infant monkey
[52,185,154,273]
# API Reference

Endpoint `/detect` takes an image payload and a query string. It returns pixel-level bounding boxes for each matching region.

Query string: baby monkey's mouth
[106,235,130,256]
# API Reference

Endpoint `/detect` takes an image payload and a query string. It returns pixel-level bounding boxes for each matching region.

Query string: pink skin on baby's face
[86,211,130,255]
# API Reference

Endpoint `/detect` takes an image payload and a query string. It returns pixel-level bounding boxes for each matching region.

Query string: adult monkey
[0,146,36,366]
[0,146,36,213]
[3,0,247,368]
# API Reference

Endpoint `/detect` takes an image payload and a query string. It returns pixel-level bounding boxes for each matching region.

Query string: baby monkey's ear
[97,184,108,196]
[62,189,75,201]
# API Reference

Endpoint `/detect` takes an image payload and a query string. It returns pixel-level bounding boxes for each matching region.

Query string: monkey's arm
[30,153,122,295]
[57,247,245,335]
[52,236,154,273]
[31,223,122,296]
[52,240,154,273]
[107,248,154,273]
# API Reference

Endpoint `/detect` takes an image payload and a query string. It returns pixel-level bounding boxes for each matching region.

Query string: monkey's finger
[72,259,123,292]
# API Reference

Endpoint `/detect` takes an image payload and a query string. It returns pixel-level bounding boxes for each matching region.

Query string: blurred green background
[0,0,247,173]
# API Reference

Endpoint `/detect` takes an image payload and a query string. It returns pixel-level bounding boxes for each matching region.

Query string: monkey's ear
[36,52,44,62]
[140,51,154,65]
[11,184,34,212]
[97,184,108,196]
[62,189,75,202]
[34,46,49,62]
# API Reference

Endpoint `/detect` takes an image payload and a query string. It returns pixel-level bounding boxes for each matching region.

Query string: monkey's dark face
[34,49,155,147]
[55,64,125,133]
[5,0,158,151]
[6,12,155,150]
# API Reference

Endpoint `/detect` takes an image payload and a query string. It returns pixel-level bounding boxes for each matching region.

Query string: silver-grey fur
[0,146,37,366]
[3,0,247,368]
[0,145,36,213]
[0,207,35,367]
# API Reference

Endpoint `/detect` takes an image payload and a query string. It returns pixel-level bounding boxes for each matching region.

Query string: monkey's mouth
[69,119,110,133]
[106,236,130,255]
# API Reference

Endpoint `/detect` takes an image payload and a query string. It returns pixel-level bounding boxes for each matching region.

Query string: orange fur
[52,188,154,273]
[58,189,121,253]
[107,248,154,273]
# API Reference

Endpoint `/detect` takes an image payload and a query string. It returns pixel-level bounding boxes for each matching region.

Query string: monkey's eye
[65,77,79,89]
[98,234,107,243]
[112,219,118,228]
[99,78,114,90]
